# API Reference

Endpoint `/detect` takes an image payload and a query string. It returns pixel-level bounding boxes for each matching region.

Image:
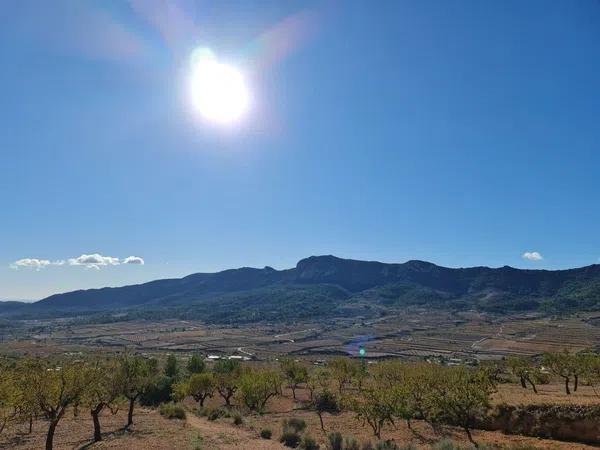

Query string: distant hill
[0,300,29,314]
[5,255,600,323]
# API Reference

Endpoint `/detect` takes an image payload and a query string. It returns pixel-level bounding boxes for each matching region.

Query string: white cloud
[10,258,52,270]
[122,256,144,265]
[68,253,121,269]
[522,251,544,261]
[10,253,145,270]
[9,258,66,270]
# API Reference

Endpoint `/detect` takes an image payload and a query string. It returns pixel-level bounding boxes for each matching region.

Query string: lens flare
[346,335,374,357]
[189,48,250,124]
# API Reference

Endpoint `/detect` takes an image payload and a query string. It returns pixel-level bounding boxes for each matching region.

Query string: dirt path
[186,414,285,450]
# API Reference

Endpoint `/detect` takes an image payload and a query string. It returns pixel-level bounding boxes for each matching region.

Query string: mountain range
[3,255,600,323]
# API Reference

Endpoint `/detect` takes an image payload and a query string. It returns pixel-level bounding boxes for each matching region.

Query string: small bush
[432,440,466,450]
[399,445,418,450]
[232,411,243,425]
[191,433,204,450]
[300,435,320,450]
[159,402,186,420]
[206,407,229,421]
[344,437,360,450]
[260,428,272,439]
[283,417,307,433]
[374,441,400,450]
[327,432,343,450]
[508,446,540,450]
[280,429,302,448]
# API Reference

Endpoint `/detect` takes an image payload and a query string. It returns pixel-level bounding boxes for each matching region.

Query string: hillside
[6,255,600,323]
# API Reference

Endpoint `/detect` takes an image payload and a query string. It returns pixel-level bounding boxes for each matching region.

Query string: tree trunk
[406,419,412,431]
[318,412,324,431]
[29,415,33,434]
[46,420,58,450]
[92,408,102,442]
[564,377,571,395]
[126,398,135,428]
[219,390,233,407]
[291,386,297,399]
[464,427,477,448]
[520,377,527,389]
[528,380,538,394]
[574,375,579,391]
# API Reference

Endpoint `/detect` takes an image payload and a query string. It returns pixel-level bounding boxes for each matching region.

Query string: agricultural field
[2,310,599,361]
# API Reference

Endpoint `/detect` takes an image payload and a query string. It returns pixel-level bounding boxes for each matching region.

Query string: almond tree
[116,354,155,429]
[0,365,18,435]
[312,389,340,431]
[583,353,600,398]
[81,359,122,442]
[214,359,242,407]
[24,359,88,450]
[330,357,356,395]
[280,358,308,400]
[543,351,578,394]
[175,372,215,407]
[238,368,282,413]
[307,368,330,401]
[506,356,544,394]
[348,383,396,439]
[431,367,494,447]
[7,358,38,434]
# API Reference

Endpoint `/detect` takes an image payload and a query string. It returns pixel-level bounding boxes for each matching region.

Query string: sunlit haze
[189,48,250,125]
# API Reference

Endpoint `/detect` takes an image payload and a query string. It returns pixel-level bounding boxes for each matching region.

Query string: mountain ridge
[6,255,600,322]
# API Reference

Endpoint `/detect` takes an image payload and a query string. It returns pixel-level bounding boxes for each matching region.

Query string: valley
[3,309,599,360]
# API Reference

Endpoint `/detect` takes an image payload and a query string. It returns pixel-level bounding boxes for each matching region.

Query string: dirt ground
[1,383,598,450]
[493,382,600,406]
[0,407,194,450]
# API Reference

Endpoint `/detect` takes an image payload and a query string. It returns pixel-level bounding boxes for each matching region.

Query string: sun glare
[189,48,250,125]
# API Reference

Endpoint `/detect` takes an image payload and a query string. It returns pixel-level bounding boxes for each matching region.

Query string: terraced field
[2,310,599,360]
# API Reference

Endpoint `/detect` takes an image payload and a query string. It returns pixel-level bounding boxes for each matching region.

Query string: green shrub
[431,440,466,450]
[280,429,302,448]
[206,406,229,421]
[344,437,359,450]
[159,402,186,420]
[283,417,307,433]
[260,428,272,439]
[232,411,243,425]
[505,446,540,450]
[374,441,399,450]
[327,432,343,450]
[300,435,320,450]
[191,433,204,450]
[400,445,418,450]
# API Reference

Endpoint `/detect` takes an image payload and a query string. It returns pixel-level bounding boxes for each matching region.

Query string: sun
[189,48,250,125]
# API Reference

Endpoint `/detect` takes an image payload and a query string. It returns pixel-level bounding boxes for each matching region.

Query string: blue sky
[1,0,600,300]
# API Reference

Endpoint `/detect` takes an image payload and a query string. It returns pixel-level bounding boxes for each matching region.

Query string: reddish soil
[1,383,598,449]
